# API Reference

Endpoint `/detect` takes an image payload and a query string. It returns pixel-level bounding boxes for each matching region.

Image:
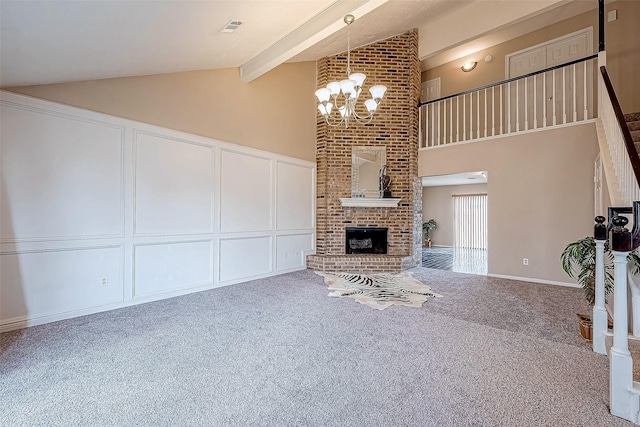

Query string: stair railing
[594,47,640,423]
[598,58,640,205]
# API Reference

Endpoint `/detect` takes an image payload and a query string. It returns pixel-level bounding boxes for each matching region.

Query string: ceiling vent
[220,20,243,33]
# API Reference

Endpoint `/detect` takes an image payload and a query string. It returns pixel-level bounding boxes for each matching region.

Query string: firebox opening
[345,227,388,254]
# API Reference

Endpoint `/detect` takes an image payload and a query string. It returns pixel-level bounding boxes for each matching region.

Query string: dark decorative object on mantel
[379,165,392,198]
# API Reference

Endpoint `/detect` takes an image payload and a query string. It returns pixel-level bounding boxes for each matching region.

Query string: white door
[506,28,593,130]
[508,47,546,77]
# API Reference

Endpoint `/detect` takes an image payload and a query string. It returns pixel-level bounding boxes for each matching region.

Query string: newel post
[609,215,637,421]
[593,216,608,354]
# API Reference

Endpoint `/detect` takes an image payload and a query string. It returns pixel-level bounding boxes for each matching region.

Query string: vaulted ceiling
[0,0,596,87]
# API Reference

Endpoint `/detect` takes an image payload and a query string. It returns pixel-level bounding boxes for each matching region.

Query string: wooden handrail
[599,65,640,186]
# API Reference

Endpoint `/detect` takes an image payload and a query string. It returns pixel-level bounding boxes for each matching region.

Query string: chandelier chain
[347,29,351,77]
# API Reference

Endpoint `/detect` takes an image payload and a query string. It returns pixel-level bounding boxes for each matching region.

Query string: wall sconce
[461,61,477,72]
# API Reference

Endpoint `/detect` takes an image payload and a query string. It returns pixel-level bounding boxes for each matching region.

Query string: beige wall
[422,0,640,113]
[4,62,317,162]
[422,183,488,247]
[419,123,598,284]
[604,0,640,114]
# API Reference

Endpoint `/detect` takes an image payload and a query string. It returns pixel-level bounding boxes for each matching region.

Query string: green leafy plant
[561,236,640,305]
[422,219,437,244]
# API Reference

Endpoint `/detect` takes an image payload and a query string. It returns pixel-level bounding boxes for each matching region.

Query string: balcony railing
[419,54,599,149]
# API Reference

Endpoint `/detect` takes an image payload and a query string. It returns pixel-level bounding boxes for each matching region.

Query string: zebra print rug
[317,272,442,310]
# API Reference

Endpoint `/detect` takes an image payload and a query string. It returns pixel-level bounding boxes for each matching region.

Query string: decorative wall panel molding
[219,149,272,233]
[0,90,315,332]
[0,245,124,324]
[218,235,272,282]
[1,103,125,242]
[276,233,315,272]
[276,161,315,230]
[133,131,215,236]
[133,240,214,297]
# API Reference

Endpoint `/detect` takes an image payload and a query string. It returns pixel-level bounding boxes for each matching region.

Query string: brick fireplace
[307,29,422,273]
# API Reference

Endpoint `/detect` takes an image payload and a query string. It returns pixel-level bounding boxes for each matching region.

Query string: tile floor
[422,246,487,275]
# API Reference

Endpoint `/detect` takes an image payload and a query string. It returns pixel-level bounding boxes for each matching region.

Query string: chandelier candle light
[315,14,387,128]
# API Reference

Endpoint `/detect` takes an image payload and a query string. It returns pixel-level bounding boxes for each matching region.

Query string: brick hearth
[307,29,422,273]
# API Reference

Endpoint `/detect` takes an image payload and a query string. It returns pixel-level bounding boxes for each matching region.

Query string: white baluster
[456,96,460,142]
[583,60,588,120]
[543,72,547,127]
[500,85,503,135]
[463,94,466,141]
[593,237,608,355]
[430,103,434,147]
[484,88,487,138]
[492,87,495,136]
[436,101,440,146]
[552,69,557,126]
[470,92,473,140]
[449,98,453,144]
[524,78,528,130]
[572,64,577,122]
[516,80,520,132]
[562,67,567,124]
[533,75,538,129]
[477,89,480,138]
[507,83,511,133]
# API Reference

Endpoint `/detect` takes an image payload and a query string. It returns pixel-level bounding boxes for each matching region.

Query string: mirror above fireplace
[341,145,400,207]
[351,146,385,198]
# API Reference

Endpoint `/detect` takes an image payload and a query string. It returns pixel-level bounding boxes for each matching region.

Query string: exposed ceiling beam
[239,0,389,82]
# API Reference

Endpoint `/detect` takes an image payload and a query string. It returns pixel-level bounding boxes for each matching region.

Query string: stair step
[628,121,640,132]
[633,130,640,143]
[626,112,640,123]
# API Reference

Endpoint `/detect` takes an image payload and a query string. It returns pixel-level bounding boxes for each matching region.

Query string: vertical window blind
[453,193,488,249]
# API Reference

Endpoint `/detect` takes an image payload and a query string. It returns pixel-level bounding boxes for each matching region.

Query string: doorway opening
[421,172,488,275]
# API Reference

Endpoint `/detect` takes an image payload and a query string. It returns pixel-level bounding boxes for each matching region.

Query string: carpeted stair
[625,112,640,154]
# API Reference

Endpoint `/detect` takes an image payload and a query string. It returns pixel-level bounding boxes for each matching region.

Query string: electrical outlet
[100,277,108,287]
[523,258,529,266]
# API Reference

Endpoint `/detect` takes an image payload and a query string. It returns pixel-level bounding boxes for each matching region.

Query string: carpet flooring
[0,267,632,426]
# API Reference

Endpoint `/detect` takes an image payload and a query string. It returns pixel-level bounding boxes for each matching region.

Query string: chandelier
[315,14,387,128]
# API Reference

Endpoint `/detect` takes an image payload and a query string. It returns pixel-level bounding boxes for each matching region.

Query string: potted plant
[561,236,640,341]
[422,219,437,247]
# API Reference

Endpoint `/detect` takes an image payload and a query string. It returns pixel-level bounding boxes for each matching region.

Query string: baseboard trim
[488,273,580,288]
[0,266,309,333]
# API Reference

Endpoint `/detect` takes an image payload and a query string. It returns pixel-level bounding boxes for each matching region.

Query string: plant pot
[577,314,592,342]
[577,313,613,343]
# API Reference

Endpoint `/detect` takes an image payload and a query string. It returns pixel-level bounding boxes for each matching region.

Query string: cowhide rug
[316,271,442,310]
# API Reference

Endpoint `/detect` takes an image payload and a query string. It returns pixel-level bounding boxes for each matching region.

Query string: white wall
[0,91,316,332]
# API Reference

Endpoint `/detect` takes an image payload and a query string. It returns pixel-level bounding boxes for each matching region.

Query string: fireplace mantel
[339,198,401,208]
